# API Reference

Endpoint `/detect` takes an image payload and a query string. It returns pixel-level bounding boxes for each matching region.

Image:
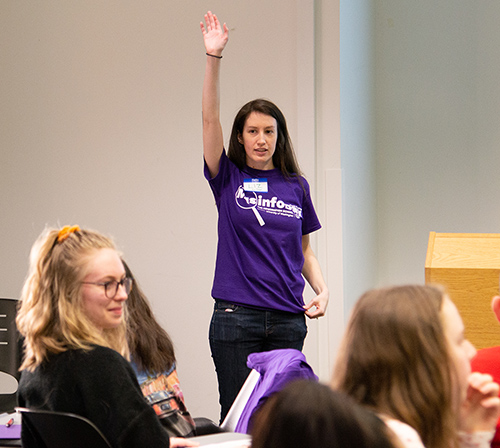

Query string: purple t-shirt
[205,150,321,314]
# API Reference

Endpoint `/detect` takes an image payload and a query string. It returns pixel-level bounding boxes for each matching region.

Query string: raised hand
[200,11,229,57]
[460,372,500,433]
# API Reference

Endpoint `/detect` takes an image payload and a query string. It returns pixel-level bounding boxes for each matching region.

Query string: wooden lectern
[425,232,500,349]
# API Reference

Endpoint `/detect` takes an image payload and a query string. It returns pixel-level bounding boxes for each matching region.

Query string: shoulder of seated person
[59,345,125,366]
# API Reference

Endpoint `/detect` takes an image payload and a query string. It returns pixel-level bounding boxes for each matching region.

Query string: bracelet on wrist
[206,53,223,59]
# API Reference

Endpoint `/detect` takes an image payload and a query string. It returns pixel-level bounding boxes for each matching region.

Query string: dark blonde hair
[332,285,458,448]
[17,226,129,371]
[251,380,398,448]
[123,260,176,373]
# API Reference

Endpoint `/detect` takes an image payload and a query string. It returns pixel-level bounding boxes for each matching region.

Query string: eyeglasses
[82,277,133,299]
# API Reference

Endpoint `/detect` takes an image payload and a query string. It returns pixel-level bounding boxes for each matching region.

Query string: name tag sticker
[243,178,268,193]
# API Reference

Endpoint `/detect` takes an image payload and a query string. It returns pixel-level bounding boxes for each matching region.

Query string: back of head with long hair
[17,226,129,371]
[250,379,398,448]
[228,99,302,178]
[122,261,176,374]
[332,285,458,448]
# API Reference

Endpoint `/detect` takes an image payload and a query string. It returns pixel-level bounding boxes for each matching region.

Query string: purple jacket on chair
[234,348,318,434]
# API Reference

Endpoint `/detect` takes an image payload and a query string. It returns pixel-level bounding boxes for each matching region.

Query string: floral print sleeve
[458,431,495,448]
[383,418,426,448]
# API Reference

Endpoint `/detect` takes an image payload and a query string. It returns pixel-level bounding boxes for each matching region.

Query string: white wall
[374,1,500,286]
[338,0,500,311]
[339,0,377,315]
[0,0,341,421]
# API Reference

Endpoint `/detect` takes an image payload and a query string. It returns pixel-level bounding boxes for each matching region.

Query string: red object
[471,346,500,448]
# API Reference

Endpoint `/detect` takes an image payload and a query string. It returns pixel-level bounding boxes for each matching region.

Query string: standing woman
[200,11,329,421]
[16,226,196,448]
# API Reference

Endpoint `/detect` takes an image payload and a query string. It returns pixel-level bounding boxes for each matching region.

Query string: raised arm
[200,11,229,178]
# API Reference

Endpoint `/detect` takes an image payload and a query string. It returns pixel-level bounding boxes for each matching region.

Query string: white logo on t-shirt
[235,185,302,225]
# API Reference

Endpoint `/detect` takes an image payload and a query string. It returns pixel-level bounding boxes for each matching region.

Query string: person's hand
[169,437,200,448]
[200,11,229,57]
[459,372,500,433]
[303,288,329,319]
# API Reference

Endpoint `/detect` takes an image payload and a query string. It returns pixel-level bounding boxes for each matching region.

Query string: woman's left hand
[460,372,500,433]
[170,437,200,447]
[301,234,328,319]
[303,288,329,319]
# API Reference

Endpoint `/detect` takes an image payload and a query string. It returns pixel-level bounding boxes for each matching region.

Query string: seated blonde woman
[16,225,198,448]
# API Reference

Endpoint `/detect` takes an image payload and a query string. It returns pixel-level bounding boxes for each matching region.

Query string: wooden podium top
[425,232,500,348]
[426,232,500,270]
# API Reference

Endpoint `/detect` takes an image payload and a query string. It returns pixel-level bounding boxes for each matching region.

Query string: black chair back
[0,298,22,413]
[17,408,112,448]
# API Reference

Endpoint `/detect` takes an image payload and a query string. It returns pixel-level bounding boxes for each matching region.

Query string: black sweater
[18,345,170,448]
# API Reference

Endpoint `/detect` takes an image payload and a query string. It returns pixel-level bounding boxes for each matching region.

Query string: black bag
[146,390,196,438]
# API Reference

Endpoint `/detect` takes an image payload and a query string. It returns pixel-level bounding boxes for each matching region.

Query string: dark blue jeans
[209,299,307,423]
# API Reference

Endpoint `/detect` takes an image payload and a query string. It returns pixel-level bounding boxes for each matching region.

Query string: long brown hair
[228,99,302,178]
[123,261,176,373]
[332,285,458,448]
